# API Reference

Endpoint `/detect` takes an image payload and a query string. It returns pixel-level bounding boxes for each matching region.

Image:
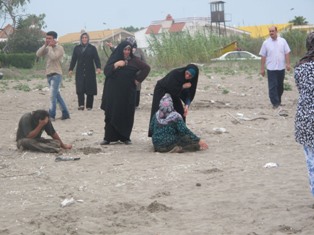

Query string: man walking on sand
[259,26,291,109]
[36,31,70,120]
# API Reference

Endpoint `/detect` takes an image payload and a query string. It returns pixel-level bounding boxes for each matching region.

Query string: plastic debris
[81,130,93,136]
[60,198,75,207]
[213,127,227,134]
[55,156,80,162]
[263,162,279,168]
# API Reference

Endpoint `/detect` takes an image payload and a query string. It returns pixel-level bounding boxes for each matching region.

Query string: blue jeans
[267,69,285,107]
[47,74,70,119]
[303,146,314,197]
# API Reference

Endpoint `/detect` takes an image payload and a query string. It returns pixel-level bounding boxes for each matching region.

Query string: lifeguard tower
[210,1,227,35]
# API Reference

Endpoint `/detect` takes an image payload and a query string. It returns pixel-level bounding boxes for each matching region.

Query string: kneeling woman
[100,41,150,145]
[148,64,199,137]
[149,93,208,153]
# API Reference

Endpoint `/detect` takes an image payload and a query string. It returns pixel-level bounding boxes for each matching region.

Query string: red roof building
[145,14,187,35]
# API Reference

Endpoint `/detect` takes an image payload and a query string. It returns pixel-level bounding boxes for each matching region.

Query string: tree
[7,27,43,53]
[122,26,145,33]
[289,16,308,26]
[16,13,46,29]
[6,15,45,53]
[0,0,30,28]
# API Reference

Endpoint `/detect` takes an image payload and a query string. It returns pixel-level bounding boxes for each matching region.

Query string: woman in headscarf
[294,31,314,197]
[69,32,101,110]
[149,93,208,153]
[148,64,199,137]
[100,40,150,145]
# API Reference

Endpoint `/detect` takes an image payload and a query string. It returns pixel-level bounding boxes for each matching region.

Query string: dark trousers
[267,69,285,106]
[78,93,94,109]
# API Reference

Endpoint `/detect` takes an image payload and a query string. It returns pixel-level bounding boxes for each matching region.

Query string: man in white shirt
[259,26,291,109]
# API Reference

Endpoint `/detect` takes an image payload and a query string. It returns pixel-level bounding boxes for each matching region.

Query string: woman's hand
[182,82,192,89]
[114,60,126,69]
[183,105,189,117]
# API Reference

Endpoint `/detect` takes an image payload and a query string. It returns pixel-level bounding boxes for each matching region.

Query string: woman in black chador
[148,64,199,137]
[100,41,150,145]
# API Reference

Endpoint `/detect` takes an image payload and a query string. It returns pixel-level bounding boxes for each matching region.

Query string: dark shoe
[100,140,110,145]
[122,140,132,145]
[87,108,92,111]
[61,115,70,120]
[78,106,84,110]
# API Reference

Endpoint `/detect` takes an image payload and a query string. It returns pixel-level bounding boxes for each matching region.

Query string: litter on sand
[263,162,279,168]
[55,156,80,162]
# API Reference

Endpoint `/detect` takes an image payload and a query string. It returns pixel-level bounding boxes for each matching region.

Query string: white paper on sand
[263,162,279,168]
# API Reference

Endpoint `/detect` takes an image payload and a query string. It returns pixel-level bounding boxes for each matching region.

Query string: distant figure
[16,110,72,153]
[259,26,291,109]
[294,31,314,197]
[148,64,199,137]
[69,32,101,111]
[100,40,150,145]
[149,93,208,153]
[36,31,70,120]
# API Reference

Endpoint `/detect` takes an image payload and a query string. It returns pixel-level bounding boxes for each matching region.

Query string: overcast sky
[20,0,314,36]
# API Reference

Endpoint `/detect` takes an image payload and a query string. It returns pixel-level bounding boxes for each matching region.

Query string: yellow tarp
[238,23,292,38]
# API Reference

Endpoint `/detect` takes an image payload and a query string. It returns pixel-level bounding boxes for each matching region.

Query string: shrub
[0,53,36,68]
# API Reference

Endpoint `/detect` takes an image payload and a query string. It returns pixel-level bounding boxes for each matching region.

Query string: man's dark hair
[32,110,49,122]
[46,31,58,39]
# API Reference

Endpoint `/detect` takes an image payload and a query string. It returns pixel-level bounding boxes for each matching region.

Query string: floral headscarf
[156,93,182,125]
[296,31,314,67]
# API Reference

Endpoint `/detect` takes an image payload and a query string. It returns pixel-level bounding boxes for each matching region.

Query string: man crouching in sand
[16,110,72,153]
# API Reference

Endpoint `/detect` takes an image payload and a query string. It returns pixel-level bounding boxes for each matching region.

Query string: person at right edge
[259,26,291,109]
[294,31,314,198]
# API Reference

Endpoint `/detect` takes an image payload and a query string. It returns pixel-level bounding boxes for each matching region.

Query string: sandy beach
[0,61,313,235]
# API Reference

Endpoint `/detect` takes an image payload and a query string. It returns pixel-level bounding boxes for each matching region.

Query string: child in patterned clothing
[149,93,208,153]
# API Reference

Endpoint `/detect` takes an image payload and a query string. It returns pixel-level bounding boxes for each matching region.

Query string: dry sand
[0,62,313,235]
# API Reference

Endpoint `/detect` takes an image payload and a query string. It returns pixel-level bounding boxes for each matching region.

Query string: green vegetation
[281,30,307,57]
[146,29,307,69]
[284,82,292,91]
[13,83,31,92]
[0,53,36,68]
[289,16,308,26]
[222,88,229,94]
[0,27,306,99]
